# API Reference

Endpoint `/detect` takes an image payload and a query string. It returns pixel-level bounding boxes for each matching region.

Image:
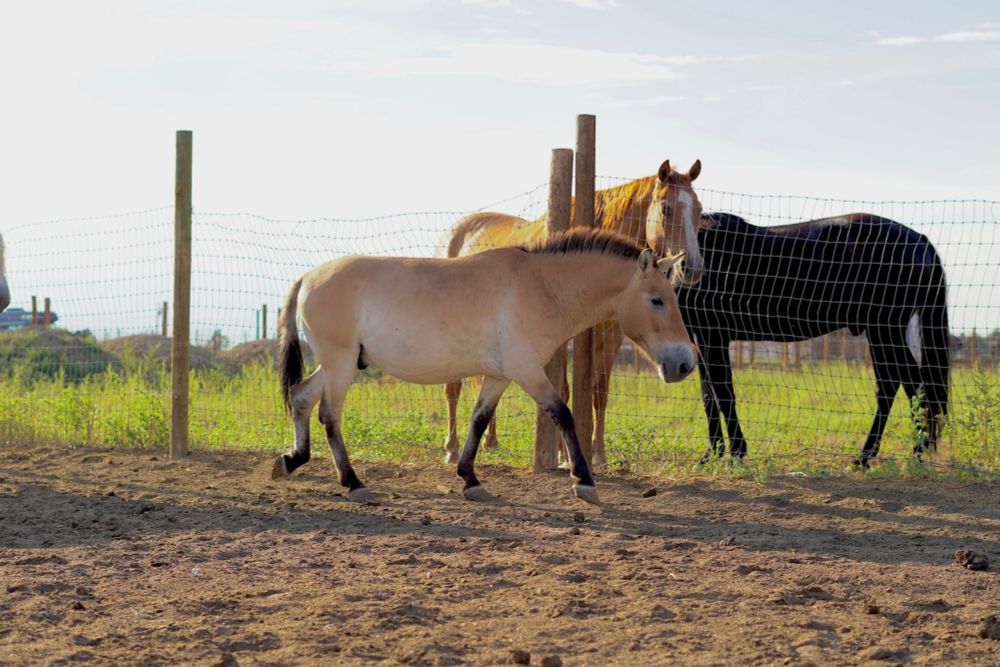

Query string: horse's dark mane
[519,228,644,260]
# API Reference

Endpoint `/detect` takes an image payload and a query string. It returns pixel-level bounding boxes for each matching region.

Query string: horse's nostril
[678,362,691,376]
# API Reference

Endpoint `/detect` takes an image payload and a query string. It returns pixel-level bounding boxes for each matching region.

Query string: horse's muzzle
[658,344,696,383]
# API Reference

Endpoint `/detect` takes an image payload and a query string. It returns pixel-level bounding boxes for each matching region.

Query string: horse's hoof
[270,456,289,480]
[573,484,601,506]
[348,487,378,504]
[463,485,493,502]
[444,451,459,465]
[484,436,499,450]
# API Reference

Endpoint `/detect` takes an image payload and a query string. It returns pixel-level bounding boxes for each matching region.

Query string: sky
[0,0,997,338]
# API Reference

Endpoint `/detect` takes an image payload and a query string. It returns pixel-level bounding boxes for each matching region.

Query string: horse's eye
[662,204,673,218]
[649,296,665,308]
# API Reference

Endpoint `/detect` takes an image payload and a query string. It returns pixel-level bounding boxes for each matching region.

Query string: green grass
[1,351,999,479]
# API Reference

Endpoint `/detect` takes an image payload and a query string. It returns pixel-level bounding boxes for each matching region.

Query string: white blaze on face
[675,189,699,262]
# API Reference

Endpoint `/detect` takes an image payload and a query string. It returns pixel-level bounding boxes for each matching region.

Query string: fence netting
[1,179,997,474]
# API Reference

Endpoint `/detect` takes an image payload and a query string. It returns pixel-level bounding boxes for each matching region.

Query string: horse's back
[683,212,943,339]
[447,212,544,258]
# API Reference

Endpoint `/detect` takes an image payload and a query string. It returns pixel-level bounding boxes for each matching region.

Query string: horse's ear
[656,251,685,275]
[688,159,701,181]
[638,248,656,273]
[657,160,671,184]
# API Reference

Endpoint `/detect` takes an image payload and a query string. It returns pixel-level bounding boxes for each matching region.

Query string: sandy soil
[1,442,999,666]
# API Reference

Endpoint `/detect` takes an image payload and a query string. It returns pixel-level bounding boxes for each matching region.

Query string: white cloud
[558,0,620,9]
[935,30,1000,43]
[876,35,925,46]
[977,22,1000,30]
[876,27,1000,46]
[610,95,687,108]
[322,43,690,85]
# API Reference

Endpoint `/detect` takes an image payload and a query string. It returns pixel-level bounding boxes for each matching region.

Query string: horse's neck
[534,254,629,337]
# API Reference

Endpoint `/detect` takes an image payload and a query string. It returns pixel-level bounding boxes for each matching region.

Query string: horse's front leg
[271,368,325,479]
[695,352,726,464]
[457,377,511,501]
[517,369,599,506]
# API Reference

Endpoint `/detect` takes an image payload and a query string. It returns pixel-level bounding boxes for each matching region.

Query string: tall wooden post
[31,296,37,326]
[171,130,193,460]
[734,340,743,369]
[534,148,573,473]
[262,304,268,340]
[572,114,596,463]
[822,334,830,364]
[161,301,168,337]
[748,341,756,368]
[43,298,51,328]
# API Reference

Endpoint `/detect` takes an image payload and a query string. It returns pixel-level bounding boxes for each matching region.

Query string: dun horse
[272,228,696,505]
[442,159,704,464]
[680,212,950,467]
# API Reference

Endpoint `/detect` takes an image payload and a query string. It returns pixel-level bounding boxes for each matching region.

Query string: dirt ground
[1,442,999,666]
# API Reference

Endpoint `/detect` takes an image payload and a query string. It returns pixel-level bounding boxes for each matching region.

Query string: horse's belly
[357,310,501,384]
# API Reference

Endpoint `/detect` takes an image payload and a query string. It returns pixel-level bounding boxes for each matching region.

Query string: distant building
[0,308,59,331]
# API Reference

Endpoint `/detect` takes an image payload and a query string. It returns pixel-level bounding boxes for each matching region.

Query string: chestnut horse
[272,228,695,505]
[442,160,704,464]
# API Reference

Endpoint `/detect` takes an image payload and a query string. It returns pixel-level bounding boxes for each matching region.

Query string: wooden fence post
[43,298,51,328]
[734,340,743,369]
[534,147,573,473]
[572,114,596,463]
[161,301,168,337]
[31,296,37,326]
[262,304,268,340]
[171,130,193,460]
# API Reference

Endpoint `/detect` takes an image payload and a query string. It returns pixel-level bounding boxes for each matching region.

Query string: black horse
[678,212,950,467]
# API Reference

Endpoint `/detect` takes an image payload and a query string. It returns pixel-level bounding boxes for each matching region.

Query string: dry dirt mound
[219,338,317,372]
[0,328,123,382]
[2,442,999,665]
[103,334,223,372]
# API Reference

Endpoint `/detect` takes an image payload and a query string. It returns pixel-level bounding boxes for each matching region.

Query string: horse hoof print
[348,487,378,504]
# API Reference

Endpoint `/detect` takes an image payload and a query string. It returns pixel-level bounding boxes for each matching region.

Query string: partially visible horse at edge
[679,211,950,467]
[0,233,10,313]
[442,159,705,465]
[271,228,696,505]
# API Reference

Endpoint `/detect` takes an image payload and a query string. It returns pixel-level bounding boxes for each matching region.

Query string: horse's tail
[446,212,494,258]
[920,256,950,425]
[278,277,305,414]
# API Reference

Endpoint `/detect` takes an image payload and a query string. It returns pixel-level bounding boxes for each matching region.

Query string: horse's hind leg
[272,368,324,479]
[591,321,624,468]
[457,377,511,501]
[315,353,369,502]
[443,380,462,464]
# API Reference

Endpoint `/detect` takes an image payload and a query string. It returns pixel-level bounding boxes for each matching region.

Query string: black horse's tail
[920,254,950,429]
[278,278,305,414]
